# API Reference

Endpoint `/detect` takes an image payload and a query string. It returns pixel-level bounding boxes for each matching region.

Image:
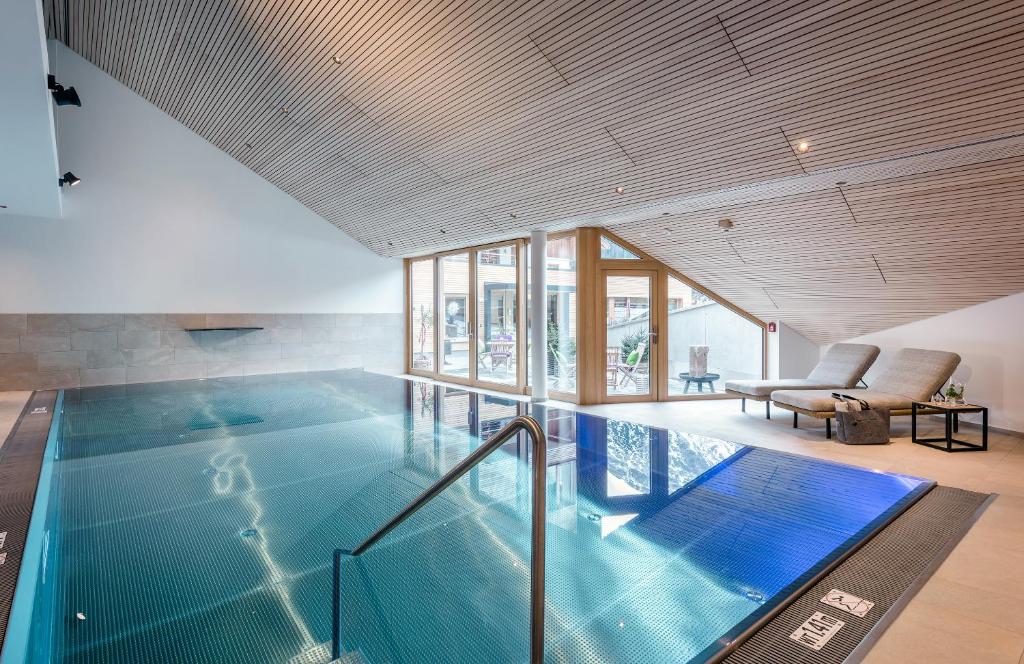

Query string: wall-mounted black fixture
[47,75,81,107]
[58,172,81,188]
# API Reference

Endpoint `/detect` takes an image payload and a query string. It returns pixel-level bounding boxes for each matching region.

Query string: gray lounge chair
[772,347,961,439]
[725,343,880,419]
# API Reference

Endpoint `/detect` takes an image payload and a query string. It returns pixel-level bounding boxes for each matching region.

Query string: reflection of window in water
[477,454,519,504]
[667,431,742,493]
[605,421,651,496]
[411,384,435,440]
[548,460,578,532]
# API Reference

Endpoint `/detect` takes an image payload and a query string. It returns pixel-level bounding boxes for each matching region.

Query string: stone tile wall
[0,314,403,390]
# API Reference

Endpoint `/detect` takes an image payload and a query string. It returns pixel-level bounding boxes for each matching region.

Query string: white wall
[0,0,61,218]
[841,291,1024,433]
[768,321,820,380]
[0,42,402,314]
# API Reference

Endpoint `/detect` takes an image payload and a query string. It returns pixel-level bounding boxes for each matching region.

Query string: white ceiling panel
[43,0,1024,342]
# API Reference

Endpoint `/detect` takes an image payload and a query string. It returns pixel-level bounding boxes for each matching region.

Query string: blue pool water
[6,370,931,663]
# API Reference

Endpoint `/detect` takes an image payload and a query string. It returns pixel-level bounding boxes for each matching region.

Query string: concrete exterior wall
[0,313,402,390]
[666,303,762,381]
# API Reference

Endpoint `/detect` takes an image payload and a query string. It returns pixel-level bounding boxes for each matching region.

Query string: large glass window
[527,235,578,394]
[439,253,470,378]
[476,245,518,386]
[600,235,640,260]
[546,236,577,393]
[409,259,435,371]
[605,274,653,397]
[667,275,762,395]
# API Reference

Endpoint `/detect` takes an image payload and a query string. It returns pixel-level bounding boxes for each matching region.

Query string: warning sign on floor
[790,611,845,651]
[821,588,874,617]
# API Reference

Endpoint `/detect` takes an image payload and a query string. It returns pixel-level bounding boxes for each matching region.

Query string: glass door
[476,245,518,387]
[438,253,471,381]
[603,270,658,401]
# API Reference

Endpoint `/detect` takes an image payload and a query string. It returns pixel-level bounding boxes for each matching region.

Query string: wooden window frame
[404,228,765,405]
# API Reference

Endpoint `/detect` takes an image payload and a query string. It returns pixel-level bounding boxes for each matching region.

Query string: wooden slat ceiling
[45,0,1024,343]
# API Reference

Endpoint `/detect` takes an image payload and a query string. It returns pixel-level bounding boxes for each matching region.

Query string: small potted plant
[944,381,966,405]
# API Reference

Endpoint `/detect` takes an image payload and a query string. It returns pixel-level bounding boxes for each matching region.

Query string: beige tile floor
[2,386,1021,662]
[0,391,31,451]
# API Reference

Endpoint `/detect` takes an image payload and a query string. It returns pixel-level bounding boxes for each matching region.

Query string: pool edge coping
[700,475,938,664]
[0,390,63,664]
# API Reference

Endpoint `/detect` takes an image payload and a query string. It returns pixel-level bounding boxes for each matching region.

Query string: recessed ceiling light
[614,186,625,194]
[795,141,810,153]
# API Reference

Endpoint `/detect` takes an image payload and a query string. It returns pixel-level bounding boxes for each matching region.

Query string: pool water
[9,370,930,663]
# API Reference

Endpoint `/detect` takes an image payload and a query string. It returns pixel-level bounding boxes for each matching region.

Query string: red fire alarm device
[768,322,777,333]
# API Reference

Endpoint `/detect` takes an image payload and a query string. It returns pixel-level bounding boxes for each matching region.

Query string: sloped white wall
[768,321,821,380]
[0,42,401,314]
[841,291,1024,432]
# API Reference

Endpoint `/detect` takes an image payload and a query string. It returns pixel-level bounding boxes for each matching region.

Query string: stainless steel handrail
[343,414,547,663]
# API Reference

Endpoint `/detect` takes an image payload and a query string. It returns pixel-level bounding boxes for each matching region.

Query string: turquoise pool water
[6,370,930,663]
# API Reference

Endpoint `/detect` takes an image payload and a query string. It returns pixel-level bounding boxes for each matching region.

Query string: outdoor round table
[678,372,720,393]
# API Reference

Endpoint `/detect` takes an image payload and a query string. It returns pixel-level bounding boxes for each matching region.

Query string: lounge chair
[725,343,880,419]
[772,348,961,439]
[617,341,648,391]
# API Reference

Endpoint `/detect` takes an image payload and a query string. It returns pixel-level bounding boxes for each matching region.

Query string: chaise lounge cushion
[771,389,912,413]
[805,343,881,386]
[725,343,880,398]
[772,348,961,414]
[726,378,841,398]
[869,348,962,402]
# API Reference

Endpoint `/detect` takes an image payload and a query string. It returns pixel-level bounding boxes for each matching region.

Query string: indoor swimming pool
[4,370,931,663]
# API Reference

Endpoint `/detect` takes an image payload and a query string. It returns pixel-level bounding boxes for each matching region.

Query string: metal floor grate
[0,391,58,650]
[722,485,992,664]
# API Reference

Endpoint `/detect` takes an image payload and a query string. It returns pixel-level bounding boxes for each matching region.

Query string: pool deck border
[0,390,60,662]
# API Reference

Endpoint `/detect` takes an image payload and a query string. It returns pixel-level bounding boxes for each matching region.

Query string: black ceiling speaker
[58,172,81,187]
[47,74,81,107]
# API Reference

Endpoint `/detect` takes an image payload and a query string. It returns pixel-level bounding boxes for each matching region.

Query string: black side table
[912,402,988,452]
